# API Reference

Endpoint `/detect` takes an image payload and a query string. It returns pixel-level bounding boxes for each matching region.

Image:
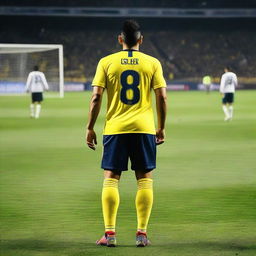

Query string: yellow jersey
[92,50,166,135]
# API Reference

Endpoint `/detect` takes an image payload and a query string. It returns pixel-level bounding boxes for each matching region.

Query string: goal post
[0,43,64,98]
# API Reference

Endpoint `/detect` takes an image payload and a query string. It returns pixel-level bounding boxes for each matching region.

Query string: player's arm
[152,60,167,145]
[25,73,32,92]
[154,87,167,145]
[41,73,49,91]
[220,75,225,95]
[86,86,104,150]
[86,58,106,150]
[234,74,238,87]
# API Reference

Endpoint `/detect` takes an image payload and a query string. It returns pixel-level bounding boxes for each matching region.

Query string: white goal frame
[0,43,64,98]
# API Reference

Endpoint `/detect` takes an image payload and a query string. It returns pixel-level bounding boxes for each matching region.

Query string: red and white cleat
[96,232,116,247]
[136,231,151,247]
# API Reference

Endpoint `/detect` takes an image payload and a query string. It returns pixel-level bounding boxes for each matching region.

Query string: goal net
[0,44,64,97]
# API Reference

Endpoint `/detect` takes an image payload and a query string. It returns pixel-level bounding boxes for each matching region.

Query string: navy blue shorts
[222,93,234,104]
[101,133,156,172]
[32,92,43,103]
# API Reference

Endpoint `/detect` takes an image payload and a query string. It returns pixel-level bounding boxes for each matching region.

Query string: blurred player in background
[220,66,238,121]
[202,75,212,93]
[25,65,49,119]
[86,20,167,247]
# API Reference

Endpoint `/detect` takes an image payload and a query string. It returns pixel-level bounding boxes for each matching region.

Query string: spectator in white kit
[25,65,49,119]
[220,66,238,121]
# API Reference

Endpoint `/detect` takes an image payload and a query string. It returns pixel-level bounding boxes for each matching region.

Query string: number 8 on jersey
[120,70,140,105]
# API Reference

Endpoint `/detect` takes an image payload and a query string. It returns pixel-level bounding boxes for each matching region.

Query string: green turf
[1,91,256,256]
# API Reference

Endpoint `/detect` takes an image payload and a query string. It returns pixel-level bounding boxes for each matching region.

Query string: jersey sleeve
[234,74,238,87]
[41,73,49,90]
[25,73,32,91]
[92,59,106,88]
[220,74,225,93]
[152,60,166,90]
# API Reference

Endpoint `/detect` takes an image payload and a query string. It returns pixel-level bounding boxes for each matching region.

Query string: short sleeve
[152,60,166,90]
[92,59,106,88]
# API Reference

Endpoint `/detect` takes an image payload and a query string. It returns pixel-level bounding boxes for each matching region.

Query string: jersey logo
[120,70,140,105]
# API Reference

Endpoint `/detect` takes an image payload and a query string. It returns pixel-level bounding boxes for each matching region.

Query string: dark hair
[34,65,39,71]
[225,66,232,71]
[122,19,141,48]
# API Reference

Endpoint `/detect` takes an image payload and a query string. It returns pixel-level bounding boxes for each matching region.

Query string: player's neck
[122,44,139,51]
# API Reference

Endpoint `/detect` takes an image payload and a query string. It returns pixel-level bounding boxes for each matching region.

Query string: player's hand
[86,129,97,150]
[156,128,165,145]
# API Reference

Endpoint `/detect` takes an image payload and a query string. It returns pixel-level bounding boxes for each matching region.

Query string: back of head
[122,20,141,48]
[33,65,39,71]
[224,66,232,73]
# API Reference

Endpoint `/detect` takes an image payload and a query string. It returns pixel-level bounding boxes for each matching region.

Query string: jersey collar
[122,49,138,51]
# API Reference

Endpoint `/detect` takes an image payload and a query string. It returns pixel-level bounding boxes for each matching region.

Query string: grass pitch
[1,91,256,256]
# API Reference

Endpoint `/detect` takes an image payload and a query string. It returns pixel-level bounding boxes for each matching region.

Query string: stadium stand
[1,0,256,8]
[1,12,256,82]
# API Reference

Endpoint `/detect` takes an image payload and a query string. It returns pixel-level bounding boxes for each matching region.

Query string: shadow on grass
[1,239,256,252]
[0,239,93,251]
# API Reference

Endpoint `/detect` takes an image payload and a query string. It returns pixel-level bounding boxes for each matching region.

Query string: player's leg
[30,103,35,118]
[222,94,230,121]
[135,170,153,233]
[35,102,41,119]
[102,170,121,233]
[97,134,128,247]
[227,94,234,120]
[206,84,210,94]
[97,170,121,247]
[30,93,35,118]
[129,134,156,247]
[34,93,43,119]
[222,104,230,121]
[135,170,153,247]
[228,103,233,120]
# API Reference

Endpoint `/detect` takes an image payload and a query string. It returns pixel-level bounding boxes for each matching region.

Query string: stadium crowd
[1,19,256,81]
[1,0,255,8]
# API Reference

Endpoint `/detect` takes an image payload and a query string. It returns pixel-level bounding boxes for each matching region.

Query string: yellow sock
[102,178,119,232]
[135,178,153,232]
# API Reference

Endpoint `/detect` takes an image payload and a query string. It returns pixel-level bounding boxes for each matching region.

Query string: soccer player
[220,66,238,121]
[86,20,167,247]
[25,65,49,119]
[202,75,212,94]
